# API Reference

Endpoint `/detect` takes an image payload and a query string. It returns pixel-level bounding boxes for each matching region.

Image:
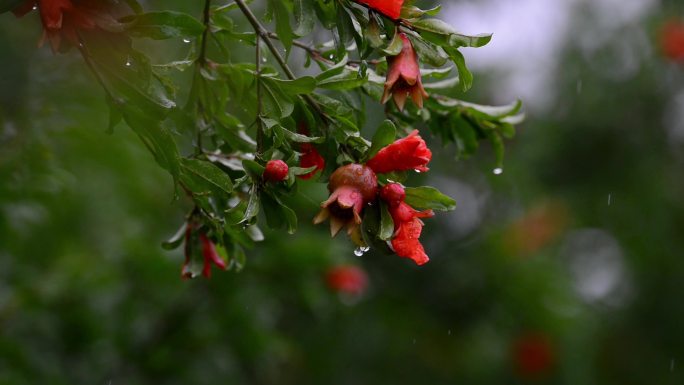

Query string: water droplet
[448,329,451,335]
[412,339,416,345]
[182,38,191,43]
[262,57,267,63]
[125,57,132,67]
[329,54,334,59]
[493,167,503,175]
[354,246,370,257]
[576,79,583,94]
[607,194,612,206]
[670,359,675,372]
[413,169,423,173]
[32,5,37,10]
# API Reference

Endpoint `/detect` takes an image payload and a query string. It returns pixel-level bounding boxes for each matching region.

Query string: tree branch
[233,0,328,122]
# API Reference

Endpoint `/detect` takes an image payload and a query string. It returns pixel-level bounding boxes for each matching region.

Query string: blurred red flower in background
[367,130,432,174]
[298,143,325,180]
[660,20,684,62]
[511,332,556,380]
[325,265,369,296]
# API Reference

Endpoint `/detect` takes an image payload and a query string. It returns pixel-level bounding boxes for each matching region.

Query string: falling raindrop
[607,194,612,206]
[262,57,267,63]
[32,5,37,10]
[576,79,583,94]
[493,167,503,175]
[448,329,451,336]
[182,38,191,43]
[354,246,370,257]
[671,359,675,372]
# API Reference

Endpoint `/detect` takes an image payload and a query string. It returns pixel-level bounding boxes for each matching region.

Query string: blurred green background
[2,0,684,384]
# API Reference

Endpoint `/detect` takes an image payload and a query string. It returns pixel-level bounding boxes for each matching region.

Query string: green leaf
[261,192,297,234]
[367,120,396,160]
[293,0,315,36]
[241,184,261,223]
[161,221,187,250]
[264,76,317,95]
[400,5,442,19]
[407,34,448,67]
[381,31,404,56]
[379,201,395,241]
[180,158,234,194]
[317,69,368,91]
[404,186,457,212]
[268,0,293,52]
[123,11,205,40]
[119,105,181,180]
[242,159,265,180]
[444,47,473,92]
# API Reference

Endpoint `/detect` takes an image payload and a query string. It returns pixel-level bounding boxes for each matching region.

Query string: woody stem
[255,34,264,159]
[233,0,329,122]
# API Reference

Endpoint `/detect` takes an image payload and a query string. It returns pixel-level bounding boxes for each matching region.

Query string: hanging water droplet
[354,246,370,257]
[414,169,423,173]
[125,57,132,67]
[493,167,503,175]
[329,54,334,59]
[32,5,37,10]
[262,57,267,63]
[182,38,191,43]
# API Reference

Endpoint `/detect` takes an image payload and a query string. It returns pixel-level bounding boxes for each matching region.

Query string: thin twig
[255,34,264,159]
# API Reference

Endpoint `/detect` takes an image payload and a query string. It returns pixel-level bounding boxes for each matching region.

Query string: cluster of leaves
[1,0,524,275]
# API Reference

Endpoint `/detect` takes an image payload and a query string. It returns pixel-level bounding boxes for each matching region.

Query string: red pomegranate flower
[354,0,404,20]
[13,0,97,52]
[263,159,289,182]
[382,33,428,110]
[511,332,556,380]
[181,227,227,279]
[325,265,369,296]
[298,143,325,180]
[660,20,684,62]
[366,130,432,174]
[380,183,434,266]
[314,164,378,240]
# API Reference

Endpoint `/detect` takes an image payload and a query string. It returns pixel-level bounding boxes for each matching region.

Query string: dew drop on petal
[493,167,503,175]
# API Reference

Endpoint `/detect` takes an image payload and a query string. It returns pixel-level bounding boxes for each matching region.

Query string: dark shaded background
[1,0,684,384]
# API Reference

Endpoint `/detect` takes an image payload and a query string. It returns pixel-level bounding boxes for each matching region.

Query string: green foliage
[0,0,523,274]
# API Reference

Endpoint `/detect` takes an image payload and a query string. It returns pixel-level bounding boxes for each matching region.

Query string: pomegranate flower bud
[199,233,227,279]
[313,164,378,238]
[660,20,684,62]
[366,130,432,174]
[355,0,404,20]
[298,143,325,180]
[181,226,227,279]
[379,183,406,207]
[382,33,428,111]
[263,159,289,182]
[325,265,369,297]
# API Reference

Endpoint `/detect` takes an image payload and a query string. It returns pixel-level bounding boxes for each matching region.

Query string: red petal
[355,0,404,20]
[366,130,432,174]
[391,219,429,265]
